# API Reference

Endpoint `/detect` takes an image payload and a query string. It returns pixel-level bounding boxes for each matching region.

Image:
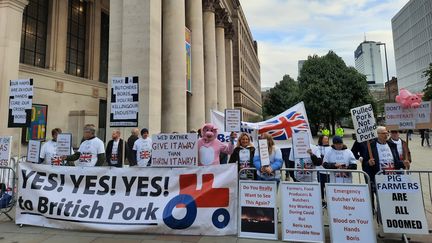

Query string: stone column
[186,0,205,131]
[215,8,227,111]
[0,0,28,144]
[202,0,218,122]
[225,23,234,109]
[161,0,187,132]
[47,0,68,72]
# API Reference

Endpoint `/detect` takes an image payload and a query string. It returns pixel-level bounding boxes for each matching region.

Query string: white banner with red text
[16,163,238,235]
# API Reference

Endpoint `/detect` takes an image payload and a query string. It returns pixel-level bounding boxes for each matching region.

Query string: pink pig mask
[396,88,424,109]
[201,124,218,143]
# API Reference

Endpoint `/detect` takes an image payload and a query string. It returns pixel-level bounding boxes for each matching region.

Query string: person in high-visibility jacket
[322,128,330,137]
[335,126,344,137]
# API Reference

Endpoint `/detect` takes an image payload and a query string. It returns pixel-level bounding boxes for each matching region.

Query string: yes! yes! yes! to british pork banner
[16,163,238,235]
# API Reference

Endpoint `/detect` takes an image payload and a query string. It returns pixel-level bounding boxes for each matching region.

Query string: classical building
[392,0,432,92]
[354,41,384,85]
[0,0,261,150]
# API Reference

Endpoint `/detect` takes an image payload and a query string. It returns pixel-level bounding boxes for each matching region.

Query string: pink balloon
[395,88,424,109]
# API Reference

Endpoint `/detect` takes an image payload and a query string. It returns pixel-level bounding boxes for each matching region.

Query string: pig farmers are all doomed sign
[351,104,377,143]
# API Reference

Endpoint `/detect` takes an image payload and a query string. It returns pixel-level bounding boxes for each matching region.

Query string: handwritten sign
[258,139,270,166]
[351,104,377,142]
[8,79,33,127]
[57,133,73,156]
[0,136,12,166]
[27,140,41,163]
[224,109,241,132]
[151,133,197,167]
[239,181,278,240]
[291,129,310,158]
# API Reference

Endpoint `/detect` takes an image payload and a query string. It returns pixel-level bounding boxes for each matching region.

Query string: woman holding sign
[229,133,256,179]
[253,133,283,181]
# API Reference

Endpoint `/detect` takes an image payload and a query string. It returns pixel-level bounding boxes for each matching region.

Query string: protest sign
[281,182,324,242]
[385,102,432,130]
[239,181,278,240]
[16,163,237,235]
[224,109,241,132]
[151,133,197,167]
[110,76,139,127]
[56,133,73,156]
[22,104,48,143]
[351,104,377,142]
[27,140,41,163]
[0,136,12,166]
[291,129,310,159]
[8,79,33,127]
[326,184,376,243]
[258,139,270,166]
[376,174,429,234]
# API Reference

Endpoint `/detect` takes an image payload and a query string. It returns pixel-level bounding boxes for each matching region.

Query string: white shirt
[391,138,403,160]
[289,144,321,182]
[110,140,119,165]
[40,140,74,165]
[376,143,395,171]
[323,148,357,183]
[133,137,152,167]
[317,145,332,170]
[77,137,105,166]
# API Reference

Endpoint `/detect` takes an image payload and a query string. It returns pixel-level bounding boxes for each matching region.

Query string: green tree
[298,51,375,134]
[263,75,300,117]
[422,63,432,101]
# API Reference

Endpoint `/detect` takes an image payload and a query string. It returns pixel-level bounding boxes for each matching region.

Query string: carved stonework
[202,0,217,12]
[225,22,235,40]
[215,8,229,28]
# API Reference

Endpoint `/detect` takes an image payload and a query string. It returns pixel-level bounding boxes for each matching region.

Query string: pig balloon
[395,88,424,109]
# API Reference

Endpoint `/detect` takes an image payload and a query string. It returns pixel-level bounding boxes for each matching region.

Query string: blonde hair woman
[253,133,283,181]
[228,133,256,179]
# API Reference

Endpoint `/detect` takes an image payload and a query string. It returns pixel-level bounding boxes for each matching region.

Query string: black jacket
[126,135,138,163]
[229,146,256,169]
[106,139,124,167]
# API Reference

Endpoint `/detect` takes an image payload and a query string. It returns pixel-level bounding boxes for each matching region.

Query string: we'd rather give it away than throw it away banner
[16,163,238,235]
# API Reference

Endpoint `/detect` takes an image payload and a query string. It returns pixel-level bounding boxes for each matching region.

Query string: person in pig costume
[198,123,236,166]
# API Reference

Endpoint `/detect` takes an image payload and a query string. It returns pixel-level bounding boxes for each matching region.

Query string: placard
[22,104,48,143]
[376,174,429,234]
[239,181,278,240]
[385,102,432,130]
[258,139,270,166]
[0,136,12,166]
[110,76,139,127]
[291,129,310,159]
[281,182,324,242]
[326,184,376,243]
[224,109,242,132]
[27,140,41,163]
[151,133,197,167]
[350,104,377,142]
[56,133,73,156]
[8,79,33,127]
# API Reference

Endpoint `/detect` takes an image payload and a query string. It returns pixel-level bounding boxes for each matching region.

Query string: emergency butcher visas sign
[351,104,377,142]
[110,76,139,127]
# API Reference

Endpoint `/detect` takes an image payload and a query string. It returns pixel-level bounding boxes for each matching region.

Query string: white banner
[16,163,237,235]
[239,181,278,240]
[27,140,41,163]
[281,182,324,242]
[151,133,198,167]
[326,184,376,243]
[351,104,377,142]
[0,136,12,166]
[376,174,429,234]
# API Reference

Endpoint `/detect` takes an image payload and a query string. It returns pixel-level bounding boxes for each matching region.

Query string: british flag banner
[211,102,312,148]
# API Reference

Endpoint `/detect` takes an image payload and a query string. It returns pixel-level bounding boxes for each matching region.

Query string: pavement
[1,129,432,242]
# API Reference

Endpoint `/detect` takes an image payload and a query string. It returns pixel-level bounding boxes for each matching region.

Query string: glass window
[20,0,48,68]
[66,0,87,77]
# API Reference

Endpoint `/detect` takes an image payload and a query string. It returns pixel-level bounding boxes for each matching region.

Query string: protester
[323,136,357,183]
[322,127,330,137]
[317,135,332,200]
[197,123,236,166]
[389,130,411,169]
[105,129,124,167]
[288,141,321,182]
[39,128,73,165]
[420,128,430,147]
[62,124,105,166]
[131,128,152,167]
[228,133,256,179]
[335,124,344,137]
[253,133,283,181]
[126,128,139,163]
[407,129,413,141]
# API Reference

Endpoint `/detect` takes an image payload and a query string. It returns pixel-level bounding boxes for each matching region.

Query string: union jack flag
[258,110,309,140]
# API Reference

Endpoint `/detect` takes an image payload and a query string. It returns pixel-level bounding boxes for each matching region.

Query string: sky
[240,0,409,88]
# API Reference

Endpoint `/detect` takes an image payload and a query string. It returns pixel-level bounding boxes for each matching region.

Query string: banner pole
[122,127,126,167]
[18,130,22,163]
[367,140,374,162]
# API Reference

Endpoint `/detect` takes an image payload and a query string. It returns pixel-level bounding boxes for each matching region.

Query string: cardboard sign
[224,109,242,132]
[110,76,139,127]
[239,181,278,240]
[27,140,41,163]
[151,133,197,167]
[281,182,324,242]
[376,174,429,234]
[291,129,310,159]
[8,79,33,127]
[385,102,432,130]
[258,139,270,166]
[56,133,73,156]
[0,136,12,166]
[351,104,377,142]
[326,184,376,243]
